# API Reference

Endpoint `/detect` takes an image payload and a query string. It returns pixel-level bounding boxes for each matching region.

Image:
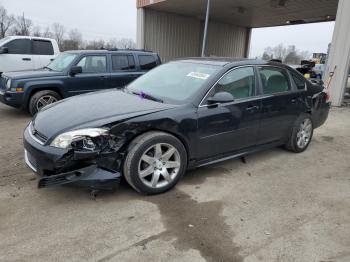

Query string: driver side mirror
[207,91,234,105]
[0,47,9,54]
[69,66,82,76]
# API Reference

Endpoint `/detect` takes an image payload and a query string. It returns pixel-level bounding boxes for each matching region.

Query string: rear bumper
[312,101,331,129]
[0,90,24,108]
[23,125,122,190]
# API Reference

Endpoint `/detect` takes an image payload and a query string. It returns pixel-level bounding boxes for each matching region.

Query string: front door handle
[22,58,31,61]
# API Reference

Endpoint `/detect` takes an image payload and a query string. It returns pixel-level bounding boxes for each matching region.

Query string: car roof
[5,35,55,41]
[65,49,158,55]
[175,57,290,68]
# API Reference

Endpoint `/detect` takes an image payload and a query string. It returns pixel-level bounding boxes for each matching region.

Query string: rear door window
[291,72,307,90]
[139,55,157,70]
[258,67,290,94]
[32,40,54,55]
[4,39,31,54]
[77,55,107,73]
[112,54,136,71]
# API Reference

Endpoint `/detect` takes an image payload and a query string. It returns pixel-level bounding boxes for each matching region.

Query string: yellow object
[16,87,24,92]
[304,73,310,79]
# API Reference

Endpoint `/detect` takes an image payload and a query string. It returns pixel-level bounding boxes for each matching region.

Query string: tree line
[260,43,311,65]
[0,5,136,51]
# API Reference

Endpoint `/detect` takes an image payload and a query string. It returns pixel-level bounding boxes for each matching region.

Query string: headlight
[6,79,11,89]
[50,128,109,149]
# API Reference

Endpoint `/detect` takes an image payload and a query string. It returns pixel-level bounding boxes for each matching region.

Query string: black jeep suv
[0,49,161,115]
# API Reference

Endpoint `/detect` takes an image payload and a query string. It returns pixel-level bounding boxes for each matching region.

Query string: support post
[201,0,211,57]
[136,8,145,49]
[324,0,350,106]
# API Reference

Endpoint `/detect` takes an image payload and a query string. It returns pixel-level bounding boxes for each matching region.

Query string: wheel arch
[123,128,191,167]
[24,83,64,108]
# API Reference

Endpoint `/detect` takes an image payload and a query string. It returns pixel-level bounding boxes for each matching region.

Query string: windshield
[0,37,10,46]
[127,62,220,104]
[46,53,78,71]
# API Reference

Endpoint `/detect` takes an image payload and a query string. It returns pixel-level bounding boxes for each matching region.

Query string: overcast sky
[250,22,335,58]
[0,0,334,57]
[0,0,137,40]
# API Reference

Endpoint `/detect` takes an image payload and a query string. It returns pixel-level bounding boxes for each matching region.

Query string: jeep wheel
[29,90,61,116]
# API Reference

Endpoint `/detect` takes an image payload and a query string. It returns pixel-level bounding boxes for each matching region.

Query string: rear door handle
[291,97,300,104]
[245,105,259,111]
[22,58,31,61]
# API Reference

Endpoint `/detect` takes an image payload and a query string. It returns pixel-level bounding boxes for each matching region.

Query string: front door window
[77,55,107,73]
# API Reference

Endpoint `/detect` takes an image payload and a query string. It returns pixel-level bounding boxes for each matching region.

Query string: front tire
[123,131,187,194]
[28,90,61,116]
[285,114,313,153]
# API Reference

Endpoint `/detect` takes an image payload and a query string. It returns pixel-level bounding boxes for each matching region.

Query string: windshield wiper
[132,91,163,103]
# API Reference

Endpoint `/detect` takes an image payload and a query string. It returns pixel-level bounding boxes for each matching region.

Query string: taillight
[324,88,331,102]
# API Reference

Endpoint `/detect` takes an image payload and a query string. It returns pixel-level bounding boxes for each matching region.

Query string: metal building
[136,0,350,106]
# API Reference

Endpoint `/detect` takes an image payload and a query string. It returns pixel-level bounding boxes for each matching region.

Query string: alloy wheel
[296,118,312,149]
[138,143,181,188]
[36,95,58,111]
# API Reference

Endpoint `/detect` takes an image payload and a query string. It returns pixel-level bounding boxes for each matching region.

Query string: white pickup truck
[0,36,60,74]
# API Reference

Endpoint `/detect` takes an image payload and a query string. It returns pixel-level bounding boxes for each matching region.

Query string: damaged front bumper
[23,125,123,191]
[37,165,121,190]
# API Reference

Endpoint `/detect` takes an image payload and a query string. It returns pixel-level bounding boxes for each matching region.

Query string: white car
[0,36,60,74]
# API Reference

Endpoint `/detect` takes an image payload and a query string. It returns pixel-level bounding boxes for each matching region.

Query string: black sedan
[23,58,330,194]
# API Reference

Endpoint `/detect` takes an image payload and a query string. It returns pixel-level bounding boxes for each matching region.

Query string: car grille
[0,76,7,91]
[29,123,48,145]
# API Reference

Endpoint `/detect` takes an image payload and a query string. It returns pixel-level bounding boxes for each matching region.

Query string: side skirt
[192,141,284,168]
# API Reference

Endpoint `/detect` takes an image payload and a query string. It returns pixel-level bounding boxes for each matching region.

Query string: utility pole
[201,0,210,57]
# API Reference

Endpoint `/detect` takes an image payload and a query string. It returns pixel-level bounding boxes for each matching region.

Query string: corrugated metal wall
[144,9,201,62]
[206,21,249,58]
[142,8,249,62]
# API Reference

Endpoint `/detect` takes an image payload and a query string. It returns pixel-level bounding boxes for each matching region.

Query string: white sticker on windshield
[187,72,210,80]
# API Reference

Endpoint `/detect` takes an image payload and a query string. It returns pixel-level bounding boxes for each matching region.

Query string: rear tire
[123,131,187,194]
[28,90,61,116]
[285,114,313,153]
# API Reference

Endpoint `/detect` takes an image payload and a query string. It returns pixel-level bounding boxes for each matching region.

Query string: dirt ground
[0,103,350,262]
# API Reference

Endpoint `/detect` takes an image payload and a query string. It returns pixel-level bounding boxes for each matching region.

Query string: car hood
[3,69,64,79]
[33,89,177,140]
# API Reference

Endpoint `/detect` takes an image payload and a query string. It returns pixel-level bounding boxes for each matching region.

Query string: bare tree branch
[52,23,65,48]
[42,26,53,38]
[261,43,311,65]
[0,6,15,38]
[12,13,32,36]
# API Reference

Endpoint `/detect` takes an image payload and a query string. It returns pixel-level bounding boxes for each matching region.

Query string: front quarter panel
[109,105,198,164]
[23,78,66,105]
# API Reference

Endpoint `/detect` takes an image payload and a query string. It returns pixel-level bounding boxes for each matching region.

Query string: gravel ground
[0,103,350,262]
